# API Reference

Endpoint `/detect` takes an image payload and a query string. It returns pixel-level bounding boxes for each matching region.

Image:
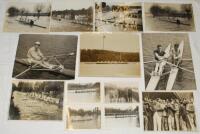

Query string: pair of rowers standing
[153,44,182,76]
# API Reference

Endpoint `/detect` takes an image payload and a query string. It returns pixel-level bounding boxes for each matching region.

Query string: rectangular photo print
[12,34,78,80]
[104,105,140,129]
[143,92,197,131]
[3,0,51,33]
[104,81,139,103]
[79,33,141,77]
[144,3,195,32]
[142,33,196,91]
[67,82,100,103]
[50,0,93,32]
[95,1,143,32]
[67,106,101,129]
[9,80,64,120]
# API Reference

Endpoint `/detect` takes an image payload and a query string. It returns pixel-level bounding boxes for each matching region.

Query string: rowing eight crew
[153,44,181,76]
[27,41,64,71]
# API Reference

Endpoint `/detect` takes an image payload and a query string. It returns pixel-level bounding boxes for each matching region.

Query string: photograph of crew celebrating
[12,34,78,80]
[143,92,197,131]
[143,33,196,91]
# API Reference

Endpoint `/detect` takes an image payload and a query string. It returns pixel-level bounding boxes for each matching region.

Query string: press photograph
[50,0,93,32]
[144,3,195,31]
[143,92,196,131]
[95,1,142,32]
[104,105,140,129]
[12,34,78,80]
[4,0,51,33]
[9,80,64,120]
[104,81,139,103]
[67,106,101,129]
[79,33,141,77]
[143,33,196,91]
[67,82,100,103]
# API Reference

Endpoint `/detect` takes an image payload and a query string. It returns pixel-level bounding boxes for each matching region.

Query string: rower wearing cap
[153,45,166,76]
[27,41,64,71]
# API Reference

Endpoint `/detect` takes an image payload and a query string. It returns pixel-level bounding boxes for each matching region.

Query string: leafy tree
[34,3,45,19]
[7,6,19,17]
[150,5,162,17]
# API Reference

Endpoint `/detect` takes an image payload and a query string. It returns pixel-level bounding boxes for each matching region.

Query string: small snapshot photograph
[144,3,195,32]
[143,92,197,131]
[12,34,78,80]
[95,1,143,32]
[79,33,141,77]
[67,106,101,129]
[3,0,51,33]
[9,80,64,120]
[104,105,140,129]
[104,81,139,103]
[67,82,100,103]
[143,33,196,91]
[50,0,93,32]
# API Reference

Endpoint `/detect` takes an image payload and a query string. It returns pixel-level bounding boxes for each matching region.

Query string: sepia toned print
[9,80,64,120]
[67,82,100,103]
[50,0,93,32]
[104,105,140,129]
[142,33,196,91]
[79,33,141,77]
[95,1,143,32]
[144,3,195,31]
[4,1,51,33]
[67,106,101,129]
[12,34,78,80]
[143,92,197,131]
[104,81,139,103]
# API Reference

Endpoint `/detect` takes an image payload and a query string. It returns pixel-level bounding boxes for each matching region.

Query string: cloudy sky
[80,33,140,53]
[52,0,93,10]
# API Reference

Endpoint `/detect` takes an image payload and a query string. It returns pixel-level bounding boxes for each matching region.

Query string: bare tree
[34,3,45,19]
[19,8,26,18]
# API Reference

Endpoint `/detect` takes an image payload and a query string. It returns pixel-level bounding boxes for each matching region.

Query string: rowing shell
[15,58,75,77]
[166,41,184,90]
[146,44,171,91]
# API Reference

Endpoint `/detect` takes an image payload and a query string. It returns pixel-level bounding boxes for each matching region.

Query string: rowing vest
[154,50,165,61]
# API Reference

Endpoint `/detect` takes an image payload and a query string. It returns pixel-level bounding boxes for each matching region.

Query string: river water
[79,62,140,77]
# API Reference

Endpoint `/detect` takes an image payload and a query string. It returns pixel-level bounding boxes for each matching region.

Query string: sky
[7,1,50,12]
[105,81,139,89]
[80,33,140,53]
[52,0,93,10]
[145,3,191,13]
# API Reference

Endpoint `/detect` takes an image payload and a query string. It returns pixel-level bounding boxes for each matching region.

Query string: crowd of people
[143,97,196,131]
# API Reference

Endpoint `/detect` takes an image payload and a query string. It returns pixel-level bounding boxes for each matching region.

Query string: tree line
[69,107,101,117]
[105,106,139,115]
[68,82,100,90]
[150,4,193,19]
[81,49,139,62]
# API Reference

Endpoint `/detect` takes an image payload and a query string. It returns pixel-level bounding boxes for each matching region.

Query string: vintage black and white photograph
[143,92,196,131]
[143,33,196,91]
[9,80,64,120]
[79,33,141,77]
[67,106,101,129]
[67,82,100,103]
[3,0,51,33]
[12,34,78,80]
[104,105,140,129]
[144,3,195,31]
[95,1,142,32]
[50,0,93,32]
[104,81,139,103]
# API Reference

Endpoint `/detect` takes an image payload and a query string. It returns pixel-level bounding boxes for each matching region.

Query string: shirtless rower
[27,41,64,71]
[153,45,166,76]
[171,44,181,65]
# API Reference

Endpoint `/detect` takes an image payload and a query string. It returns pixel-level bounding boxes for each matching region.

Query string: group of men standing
[143,97,196,131]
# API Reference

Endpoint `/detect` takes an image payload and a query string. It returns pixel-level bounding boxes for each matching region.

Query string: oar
[166,61,194,74]
[14,63,39,78]
[144,60,156,64]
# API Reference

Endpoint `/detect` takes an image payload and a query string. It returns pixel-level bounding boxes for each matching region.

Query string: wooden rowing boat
[146,44,171,91]
[15,58,75,77]
[166,41,184,90]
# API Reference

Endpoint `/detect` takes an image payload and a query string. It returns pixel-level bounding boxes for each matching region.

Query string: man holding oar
[27,41,64,71]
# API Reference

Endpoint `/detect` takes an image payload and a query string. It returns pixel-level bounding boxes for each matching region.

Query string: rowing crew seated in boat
[153,44,181,76]
[27,41,64,71]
